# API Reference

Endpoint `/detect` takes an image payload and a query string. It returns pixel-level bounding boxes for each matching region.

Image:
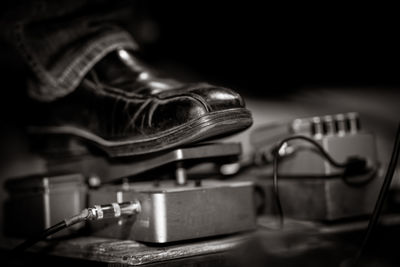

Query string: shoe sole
[29,108,253,157]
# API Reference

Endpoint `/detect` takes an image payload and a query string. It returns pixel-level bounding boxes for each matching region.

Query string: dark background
[1,2,400,100]
[130,2,400,96]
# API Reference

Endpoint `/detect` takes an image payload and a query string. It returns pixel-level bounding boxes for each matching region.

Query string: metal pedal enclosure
[89,180,256,243]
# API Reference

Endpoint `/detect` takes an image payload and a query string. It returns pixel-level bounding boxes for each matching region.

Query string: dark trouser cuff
[27,30,138,102]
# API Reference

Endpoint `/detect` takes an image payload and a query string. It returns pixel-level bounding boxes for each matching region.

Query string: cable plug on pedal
[67,201,141,226]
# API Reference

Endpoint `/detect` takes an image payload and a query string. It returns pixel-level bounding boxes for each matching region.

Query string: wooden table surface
[3,215,400,266]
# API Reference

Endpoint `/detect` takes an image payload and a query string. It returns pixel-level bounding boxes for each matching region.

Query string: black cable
[10,201,141,253]
[10,208,93,253]
[272,135,369,228]
[12,221,67,253]
[349,123,400,266]
[272,146,284,227]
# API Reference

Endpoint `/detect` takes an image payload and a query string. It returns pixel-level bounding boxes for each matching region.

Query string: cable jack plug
[88,201,141,220]
[64,201,141,227]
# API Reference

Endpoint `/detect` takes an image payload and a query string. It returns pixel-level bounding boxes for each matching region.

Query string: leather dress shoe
[29,49,253,157]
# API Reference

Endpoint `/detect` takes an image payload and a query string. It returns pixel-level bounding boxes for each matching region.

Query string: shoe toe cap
[157,83,245,111]
[189,85,245,111]
[148,96,208,132]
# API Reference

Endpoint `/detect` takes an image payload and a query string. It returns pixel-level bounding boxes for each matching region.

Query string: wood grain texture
[9,234,252,266]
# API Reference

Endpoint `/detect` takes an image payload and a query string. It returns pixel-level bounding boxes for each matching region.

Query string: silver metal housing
[89,180,256,243]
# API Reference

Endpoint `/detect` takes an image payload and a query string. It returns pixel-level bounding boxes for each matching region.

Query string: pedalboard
[4,143,257,242]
